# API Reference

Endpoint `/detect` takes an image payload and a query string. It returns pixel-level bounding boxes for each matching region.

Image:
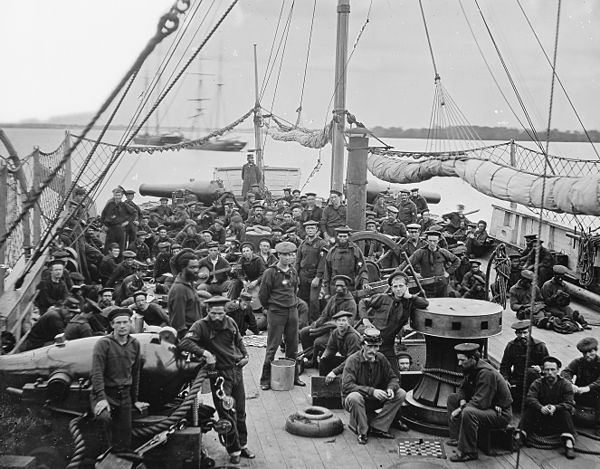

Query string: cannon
[139,180,225,206]
[0,333,204,412]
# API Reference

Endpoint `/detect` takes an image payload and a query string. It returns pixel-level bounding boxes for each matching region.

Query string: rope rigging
[515,2,562,468]
[0,0,192,253]
[295,0,317,126]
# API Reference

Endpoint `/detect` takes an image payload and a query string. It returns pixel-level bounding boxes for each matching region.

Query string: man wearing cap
[403,230,460,297]
[91,308,147,455]
[234,241,266,289]
[299,274,357,367]
[320,189,346,240]
[562,337,600,436]
[224,294,259,336]
[154,197,173,220]
[65,301,98,340]
[295,220,328,315]
[507,253,523,289]
[400,224,426,258]
[130,291,169,327]
[197,242,232,296]
[301,193,323,223]
[35,259,69,314]
[466,220,493,257]
[99,243,121,285]
[447,343,513,462]
[258,238,277,267]
[321,310,362,382]
[522,238,555,286]
[372,194,388,220]
[380,205,407,239]
[208,218,227,245]
[242,153,262,197]
[246,202,268,227]
[342,328,405,444]
[397,351,420,372]
[442,204,470,235]
[258,241,305,389]
[357,271,429,379]
[179,296,254,464]
[168,250,203,338]
[396,189,418,225]
[459,260,487,300]
[106,250,138,289]
[363,219,384,260]
[409,188,428,213]
[123,190,142,246]
[19,298,79,352]
[113,262,145,306]
[131,231,151,265]
[519,356,576,459]
[153,242,172,281]
[151,226,173,257]
[509,270,547,323]
[500,320,549,409]
[541,265,589,328]
[100,187,137,252]
[281,188,293,204]
[98,287,116,309]
[417,209,435,234]
[323,226,369,297]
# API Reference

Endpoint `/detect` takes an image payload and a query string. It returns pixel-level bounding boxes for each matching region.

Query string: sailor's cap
[454,343,480,354]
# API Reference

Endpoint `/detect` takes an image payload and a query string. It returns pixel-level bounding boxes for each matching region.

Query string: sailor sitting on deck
[509,270,547,325]
[561,337,600,437]
[342,328,407,445]
[446,343,513,462]
[542,265,589,329]
[518,356,577,459]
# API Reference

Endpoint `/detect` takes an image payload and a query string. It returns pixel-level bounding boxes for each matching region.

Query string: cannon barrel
[139,180,225,205]
[366,180,440,205]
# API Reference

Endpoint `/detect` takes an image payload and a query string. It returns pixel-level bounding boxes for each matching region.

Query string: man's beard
[210,319,225,330]
[184,270,198,282]
[99,299,112,308]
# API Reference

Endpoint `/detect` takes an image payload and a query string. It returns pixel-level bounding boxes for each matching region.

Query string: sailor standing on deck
[241,153,262,197]
[320,189,346,241]
[100,187,137,253]
[91,308,148,456]
[258,241,305,390]
[446,343,513,462]
[167,250,203,338]
[179,296,255,465]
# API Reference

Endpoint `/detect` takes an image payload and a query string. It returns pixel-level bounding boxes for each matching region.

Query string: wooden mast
[253,44,264,176]
[331,0,350,193]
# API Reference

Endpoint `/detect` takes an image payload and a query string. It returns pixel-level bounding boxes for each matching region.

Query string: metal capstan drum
[403,298,503,435]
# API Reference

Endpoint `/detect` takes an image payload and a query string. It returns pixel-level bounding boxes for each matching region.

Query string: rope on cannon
[65,414,88,469]
[132,365,208,438]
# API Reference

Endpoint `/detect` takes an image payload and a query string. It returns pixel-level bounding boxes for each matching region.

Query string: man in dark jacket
[322,311,362,382]
[179,296,255,464]
[322,227,369,296]
[224,293,259,336]
[299,275,357,367]
[100,187,137,252]
[167,250,203,338]
[91,308,147,454]
[446,343,513,462]
[241,154,262,197]
[35,259,69,314]
[561,337,600,436]
[342,329,406,445]
[19,297,80,351]
[499,320,549,409]
[258,242,304,390]
[519,356,576,459]
[357,272,429,380]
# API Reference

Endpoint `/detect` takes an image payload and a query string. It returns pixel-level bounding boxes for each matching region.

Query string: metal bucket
[132,314,145,333]
[270,358,295,391]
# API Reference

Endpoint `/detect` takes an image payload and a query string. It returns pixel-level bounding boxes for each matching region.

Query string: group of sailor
[17,181,599,464]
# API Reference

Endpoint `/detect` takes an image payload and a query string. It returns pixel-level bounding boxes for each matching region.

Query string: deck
[199,301,600,469]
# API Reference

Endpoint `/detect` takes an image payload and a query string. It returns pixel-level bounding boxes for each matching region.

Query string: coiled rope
[421,367,463,387]
[526,432,600,455]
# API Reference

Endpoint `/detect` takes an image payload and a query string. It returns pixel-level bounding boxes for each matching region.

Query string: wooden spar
[0,162,7,268]
[331,0,350,193]
[32,148,41,245]
[253,44,264,176]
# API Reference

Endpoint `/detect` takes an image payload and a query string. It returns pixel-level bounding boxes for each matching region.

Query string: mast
[331,0,350,193]
[253,44,264,175]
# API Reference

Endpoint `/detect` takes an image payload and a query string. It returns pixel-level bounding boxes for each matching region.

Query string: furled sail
[266,117,332,149]
[367,151,600,216]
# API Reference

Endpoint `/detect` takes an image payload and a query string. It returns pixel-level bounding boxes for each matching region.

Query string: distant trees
[370,125,600,143]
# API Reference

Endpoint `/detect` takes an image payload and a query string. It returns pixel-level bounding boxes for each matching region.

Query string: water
[3,127,598,224]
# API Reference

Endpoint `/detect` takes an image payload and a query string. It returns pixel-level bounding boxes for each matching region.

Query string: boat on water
[185,136,246,152]
[133,131,186,147]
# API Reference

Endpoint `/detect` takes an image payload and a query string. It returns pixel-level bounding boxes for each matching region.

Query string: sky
[1,0,599,131]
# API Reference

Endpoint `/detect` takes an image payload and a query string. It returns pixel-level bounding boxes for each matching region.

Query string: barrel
[270,358,295,391]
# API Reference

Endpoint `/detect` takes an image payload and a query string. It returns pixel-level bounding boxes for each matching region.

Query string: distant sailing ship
[184,54,246,152]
